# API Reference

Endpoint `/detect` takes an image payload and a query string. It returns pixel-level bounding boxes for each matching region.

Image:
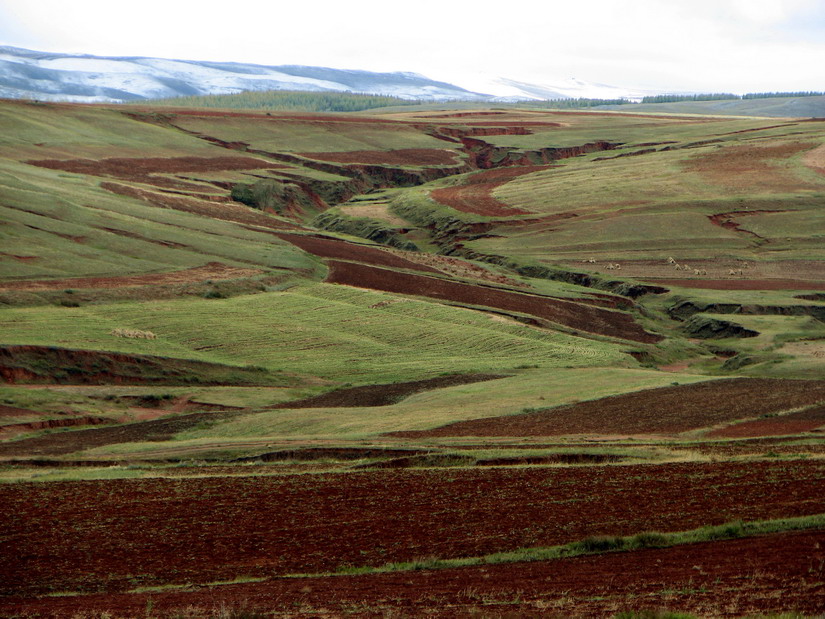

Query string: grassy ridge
[143,90,423,112]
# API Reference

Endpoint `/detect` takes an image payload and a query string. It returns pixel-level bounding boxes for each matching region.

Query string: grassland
[1,98,824,616]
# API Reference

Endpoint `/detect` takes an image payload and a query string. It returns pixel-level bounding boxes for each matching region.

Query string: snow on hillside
[0,46,486,103]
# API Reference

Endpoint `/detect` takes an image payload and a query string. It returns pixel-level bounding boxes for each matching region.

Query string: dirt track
[0,262,262,291]
[1,460,822,597]
[326,260,661,343]
[6,530,823,617]
[391,378,825,438]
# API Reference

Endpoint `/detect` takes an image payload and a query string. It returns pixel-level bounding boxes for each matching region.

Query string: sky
[1,0,824,94]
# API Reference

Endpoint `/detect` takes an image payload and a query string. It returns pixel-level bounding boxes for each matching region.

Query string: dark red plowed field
[326,260,661,342]
[273,233,442,273]
[392,378,825,438]
[297,148,460,166]
[273,373,506,408]
[430,166,546,216]
[0,262,261,291]
[6,530,823,617]
[708,404,825,438]
[2,460,822,596]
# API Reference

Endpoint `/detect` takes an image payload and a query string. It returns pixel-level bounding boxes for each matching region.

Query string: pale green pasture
[0,103,218,159]
[0,283,631,383]
[471,211,744,259]
[0,162,316,279]
[169,116,448,153]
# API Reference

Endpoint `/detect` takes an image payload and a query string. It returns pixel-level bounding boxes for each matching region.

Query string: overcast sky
[1,0,824,93]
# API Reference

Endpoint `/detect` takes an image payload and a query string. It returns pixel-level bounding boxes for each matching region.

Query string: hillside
[596,94,825,117]
[1,99,825,617]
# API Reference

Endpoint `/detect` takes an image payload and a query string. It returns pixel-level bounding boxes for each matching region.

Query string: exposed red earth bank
[325,260,661,343]
[1,461,822,597]
[391,378,825,438]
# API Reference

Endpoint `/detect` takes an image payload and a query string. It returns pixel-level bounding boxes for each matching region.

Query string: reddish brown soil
[0,404,42,418]
[326,261,661,343]
[0,415,114,439]
[430,166,548,216]
[273,233,442,273]
[0,262,262,291]
[391,378,825,438]
[296,148,460,166]
[708,405,825,438]
[648,278,825,290]
[6,531,823,617]
[28,156,283,191]
[1,460,822,597]
[101,181,300,230]
[0,411,242,457]
[683,142,817,192]
[272,373,506,408]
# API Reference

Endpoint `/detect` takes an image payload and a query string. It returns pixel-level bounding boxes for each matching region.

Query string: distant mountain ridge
[0,46,488,103]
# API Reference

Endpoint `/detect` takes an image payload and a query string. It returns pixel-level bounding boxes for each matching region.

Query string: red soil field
[272,373,505,408]
[296,148,461,166]
[273,233,442,273]
[708,404,825,438]
[1,460,822,597]
[430,166,548,216]
[326,260,661,343]
[0,262,262,291]
[647,278,825,290]
[7,530,823,617]
[391,378,825,438]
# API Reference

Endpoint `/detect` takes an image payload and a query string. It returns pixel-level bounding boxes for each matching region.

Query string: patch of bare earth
[430,166,549,216]
[683,141,818,192]
[1,460,822,597]
[0,262,261,291]
[390,378,825,438]
[326,260,661,343]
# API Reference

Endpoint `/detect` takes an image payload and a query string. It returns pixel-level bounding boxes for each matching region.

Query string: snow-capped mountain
[0,46,488,103]
[454,75,661,102]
